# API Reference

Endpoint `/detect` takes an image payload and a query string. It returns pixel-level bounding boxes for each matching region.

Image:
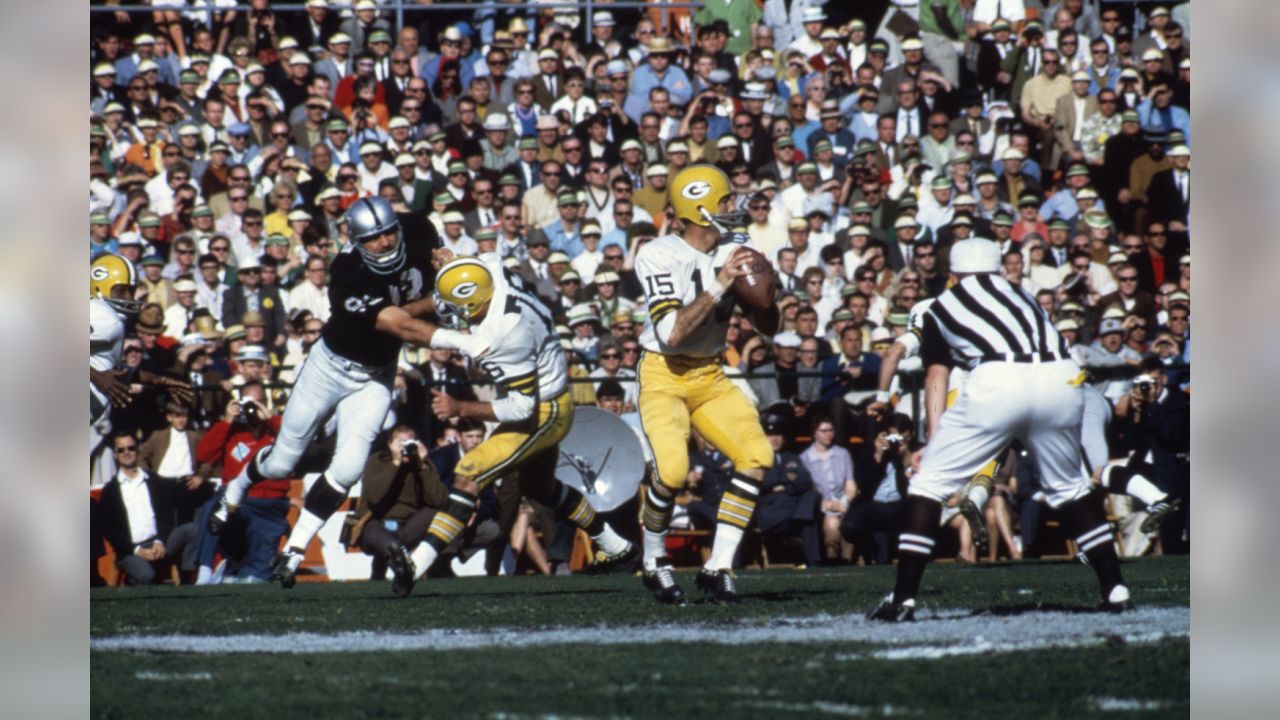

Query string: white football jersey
[636,234,754,359]
[468,253,568,402]
[90,298,127,422]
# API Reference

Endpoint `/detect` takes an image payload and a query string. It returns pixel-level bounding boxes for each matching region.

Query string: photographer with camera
[192,381,288,583]
[344,425,453,580]
[840,412,913,566]
[1113,356,1189,554]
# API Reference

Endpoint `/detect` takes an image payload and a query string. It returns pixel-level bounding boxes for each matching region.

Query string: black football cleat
[580,543,640,576]
[642,559,687,605]
[384,542,415,598]
[270,549,303,589]
[1140,496,1182,535]
[695,568,742,604]
[867,596,916,622]
[207,501,232,536]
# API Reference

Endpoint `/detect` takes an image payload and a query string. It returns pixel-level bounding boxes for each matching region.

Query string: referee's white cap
[950,238,1001,274]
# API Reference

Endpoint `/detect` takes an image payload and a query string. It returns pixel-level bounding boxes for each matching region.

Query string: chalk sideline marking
[92,607,1188,656]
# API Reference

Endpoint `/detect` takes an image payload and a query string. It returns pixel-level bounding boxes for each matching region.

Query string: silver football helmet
[345,197,405,275]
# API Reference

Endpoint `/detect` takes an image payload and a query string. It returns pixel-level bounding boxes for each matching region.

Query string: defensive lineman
[91,254,194,481]
[393,253,637,596]
[869,238,1132,621]
[634,165,780,604]
[212,198,465,587]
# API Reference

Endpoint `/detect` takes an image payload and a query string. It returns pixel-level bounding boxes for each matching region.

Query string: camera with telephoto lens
[886,433,904,450]
[401,438,421,461]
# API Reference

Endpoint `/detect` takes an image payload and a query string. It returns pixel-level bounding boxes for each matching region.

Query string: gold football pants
[638,352,773,492]
[457,392,574,490]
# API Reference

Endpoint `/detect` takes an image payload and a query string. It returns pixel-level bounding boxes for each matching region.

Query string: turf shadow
[373,588,628,602]
[968,602,1113,616]
[92,593,240,604]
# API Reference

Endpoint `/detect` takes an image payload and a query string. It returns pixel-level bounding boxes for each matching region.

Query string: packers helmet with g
[669,164,747,231]
[90,253,143,316]
[434,257,495,328]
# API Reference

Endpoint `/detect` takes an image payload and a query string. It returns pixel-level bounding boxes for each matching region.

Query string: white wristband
[875,391,891,404]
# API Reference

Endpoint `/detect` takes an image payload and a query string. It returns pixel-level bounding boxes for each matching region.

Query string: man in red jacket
[192,381,291,583]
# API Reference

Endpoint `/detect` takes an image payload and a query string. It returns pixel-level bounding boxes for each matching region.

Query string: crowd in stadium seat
[90,0,1190,584]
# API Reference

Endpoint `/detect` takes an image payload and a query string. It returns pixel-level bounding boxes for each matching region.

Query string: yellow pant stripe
[717,508,753,527]
[427,525,461,545]
[432,513,465,535]
[721,496,756,515]
[569,499,595,526]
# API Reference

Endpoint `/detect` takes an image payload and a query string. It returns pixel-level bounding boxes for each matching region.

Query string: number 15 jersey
[636,234,751,359]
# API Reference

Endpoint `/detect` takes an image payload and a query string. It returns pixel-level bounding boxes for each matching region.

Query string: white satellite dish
[555,407,645,511]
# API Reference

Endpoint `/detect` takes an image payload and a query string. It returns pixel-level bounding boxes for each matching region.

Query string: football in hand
[729,247,778,310]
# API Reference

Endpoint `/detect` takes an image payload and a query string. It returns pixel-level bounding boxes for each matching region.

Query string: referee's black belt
[981,352,1066,365]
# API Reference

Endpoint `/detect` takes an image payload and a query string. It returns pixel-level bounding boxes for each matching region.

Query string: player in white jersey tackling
[633,165,781,604]
[392,252,638,596]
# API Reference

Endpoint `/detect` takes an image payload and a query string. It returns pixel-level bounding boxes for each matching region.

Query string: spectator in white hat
[357,141,395,195]
[480,112,517,171]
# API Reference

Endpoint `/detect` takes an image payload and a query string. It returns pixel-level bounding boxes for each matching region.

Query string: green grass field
[91,557,1189,719]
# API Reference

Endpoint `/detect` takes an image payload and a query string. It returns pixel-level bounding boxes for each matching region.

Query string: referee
[868,238,1131,621]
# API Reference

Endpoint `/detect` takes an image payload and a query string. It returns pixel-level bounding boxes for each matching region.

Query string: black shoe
[208,502,231,535]
[581,543,640,576]
[867,596,916,622]
[384,542,415,598]
[958,499,989,556]
[270,549,302,589]
[1140,496,1182,535]
[641,559,686,605]
[695,568,742,604]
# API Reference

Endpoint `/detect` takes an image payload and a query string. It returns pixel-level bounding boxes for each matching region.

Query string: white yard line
[92,607,1188,656]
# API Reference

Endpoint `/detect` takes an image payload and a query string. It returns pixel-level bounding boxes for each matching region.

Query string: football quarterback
[632,164,780,604]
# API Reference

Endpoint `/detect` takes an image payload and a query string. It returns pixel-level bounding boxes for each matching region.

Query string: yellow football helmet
[670,164,745,230]
[434,257,495,328]
[90,253,143,316]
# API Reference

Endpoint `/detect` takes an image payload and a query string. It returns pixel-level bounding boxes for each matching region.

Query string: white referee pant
[911,360,1094,508]
[258,338,395,490]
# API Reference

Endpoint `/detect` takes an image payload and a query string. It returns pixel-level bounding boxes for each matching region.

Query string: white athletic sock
[409,543,438,580]
[591,525,629,555]
[285,509,326,552]
[966,483,991,509]
[1125,473,1166,506]
[705,524,745,572]
[222,473,251,509]
[642,529,667,571]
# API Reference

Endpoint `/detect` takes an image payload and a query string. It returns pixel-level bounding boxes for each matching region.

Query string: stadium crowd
[89,0,1190,585]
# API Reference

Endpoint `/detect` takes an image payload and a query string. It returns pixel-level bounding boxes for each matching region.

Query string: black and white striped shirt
[920,274,1068,370]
